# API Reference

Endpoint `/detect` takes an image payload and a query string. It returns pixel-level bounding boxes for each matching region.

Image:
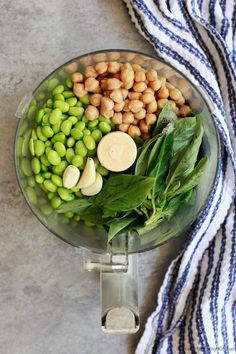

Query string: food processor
[14,50,219,333]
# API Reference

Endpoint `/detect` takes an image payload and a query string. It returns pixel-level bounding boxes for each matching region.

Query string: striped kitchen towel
[123,1,236,353]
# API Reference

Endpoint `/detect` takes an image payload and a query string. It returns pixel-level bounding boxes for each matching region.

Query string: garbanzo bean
[114,101,125,112]
[146,69,158,81]
[100,107,114,118]
[93,53,107,62]
[145,113,157,125]
[169,88,182,101]
[106,78,122,90]
[146,100,158,113]
[123,99,130,112]
[101,97,114,110]
[132,64,142,72]
[121,89,129,99]
[107,52,120,61]
[157,85,169,99]
[100,79,107,90]
[132,119,138,125]
[112,112,123,124]
[110,89,123,103]
[157,98,168,109]
[71,72,83,83]
[84,66,98,78]
[140,92,154,104]
[95,61,108,74]
[108,61,120,74]
[139,120,150,133]
[123,81,134,90]
[84,77,99,92]
[128,125,141,138]
[144,87,155,95]
[73,83,87,98]
[85,105,99,121]
[133,82,147,93]
[89,93,102,107]
[176,95,185,106]
[123,112,134,124]
[179,105,192,117]
[129,99,144,113]
[64,62,78,74]
[121,68,134,83]
[134,108,146,120]
[112,73,121,80]
[128,92,141,100]
[134,70,146,82]
[150,79,162,91]
[118,123,129,132]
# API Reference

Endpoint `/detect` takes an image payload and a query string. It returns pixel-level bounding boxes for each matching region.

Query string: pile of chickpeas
[70,61,192,140]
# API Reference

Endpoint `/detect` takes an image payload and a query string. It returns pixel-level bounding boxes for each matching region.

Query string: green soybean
[16,136,23,157]
[64,211,74,219]
[40,154,50,166]
[97,165,109,176]
[44,108,52,114]
[42,125,54,138]
[83,129,91,136]
[82,116,88,123]
[53,132,66,143]
[76,101,83,107]
[45,147,52,156]
[47,150,61,166]
[31,129,37,140]
[47,192,55,200]
[31,157,41,174]
[29,138,35,156]
[52,84,64,95]
[66,97,77,107]
[71,128,83,140]
[79,94,89,105]
[74,213,81,221]
[35,174,44,184]
[58,187,72,201]
[47,78,60,90]
[45,140,52,147]
[25,186,37,205]
[75,121,86,131]
[41,164,48,172]
[27,105,36,120]
[75,141,87,157]
[63,90,74,98]
[42,172,52,179]
[68,106,84,117]
[51,174,63,187]
[68,116,77,125]
[54,93,65,102]
[88,119,99,129]
[21,158,32,177]
[49,108,62,125]
[44,180,57,193]
[40,204,53,216]
[83,135,96,150]
[91,129,102,142]
[35,91,45,102]
[54,100,69,113]
[65,78,73,89]
[34,140,45,157]
[87,148,97,157]
[46,98,53,107]
[71,155,83,167]
[54,141,66,157]
[22,133,31,156]
[27,176,36,188]
[67,137,75,147]
[52,121,61,134]
[93,157,99,168]
[18,120,28,136]
[36,126,47,142]
[36,108,44,124]
[51,196,62,209]
[61,119,72,136]
[99,121,111,133]
[42,113,50,125]
[65,148,75,163]
[52,160,68,175]
[99,115,111,123]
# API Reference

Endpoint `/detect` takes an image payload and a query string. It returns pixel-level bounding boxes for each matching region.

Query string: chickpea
[132,118,138,125]
[107,52,120,61]
[106,78,122,90]
[157,85,169,99]
[150,79,162,91]
[64,62,78,74]
[128,125,141,138]
[160,77,167,86]
[101,97,114,111]
[157,98,168,109]
[84,77,99,92]
[142,132,151,140]
[144,87,155,95]
[85,105,99,121]
[123,99,131,112]
[179,105,192,117]
[84,66,98,78]
[146,69,158,81]
[110,89,123,103]
[128,92,141,100]
[103,90,111,98]
[133,82,147,93]
[93,53,107,62]
[112,73,121,80]
[118,123,130,132]
[112,112,123,125]
[175,95,185,106]
[123,112,134,124]
[121,68,134,83]
[139,120,150,133]
[134,108,146,120]
[123,80,134,90]
[89,93,102,107]
[129,100,144,113]
[114,101,125,112]
[122,62,133,70]
[73,83,87,98]
[100,79,107,90]
[166,82,175,90]
[134,70,146,82]
[146,100,158,113]
[100,107,114,119]
[169,88,182,101]
[95,62,108,75]
[108,61,120,74]
[140,92,154,104]
[121,88,129,99]
[169,100,177,110]
[145,113,157,125]
[79,57,92,67]
[177,78,192,100]
[71,72,83,83]
[94,86,102,94]
[132,64,142,71]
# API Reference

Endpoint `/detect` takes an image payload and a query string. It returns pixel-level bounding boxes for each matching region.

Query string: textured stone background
[0,1,185,353]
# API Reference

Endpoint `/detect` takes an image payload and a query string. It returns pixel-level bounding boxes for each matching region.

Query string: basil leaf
[146,135,164,174]
[108,217,136,242]
[153,102,177,135]
[135,135,158,176]
[57,198,92,213]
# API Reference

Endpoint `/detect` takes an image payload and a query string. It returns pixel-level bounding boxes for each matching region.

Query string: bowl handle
[83,249,139,333]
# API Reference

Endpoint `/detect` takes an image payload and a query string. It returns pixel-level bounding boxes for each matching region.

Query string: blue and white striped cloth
[123,1,236,353]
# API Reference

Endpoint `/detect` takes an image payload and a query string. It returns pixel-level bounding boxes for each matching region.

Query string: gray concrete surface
[0,1,186,353]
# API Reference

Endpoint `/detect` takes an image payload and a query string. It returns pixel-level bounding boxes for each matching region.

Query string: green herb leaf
[108,217,136,242]
[153,102,177,136]
[146,135,164,174]
[135,135,158,176]
[57,198,92,213]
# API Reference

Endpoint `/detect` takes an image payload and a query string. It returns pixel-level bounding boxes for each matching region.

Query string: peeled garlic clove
[76,157,96,189]
[63,165,80,189]
[97,131,137,172]
[81,173,103,196]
